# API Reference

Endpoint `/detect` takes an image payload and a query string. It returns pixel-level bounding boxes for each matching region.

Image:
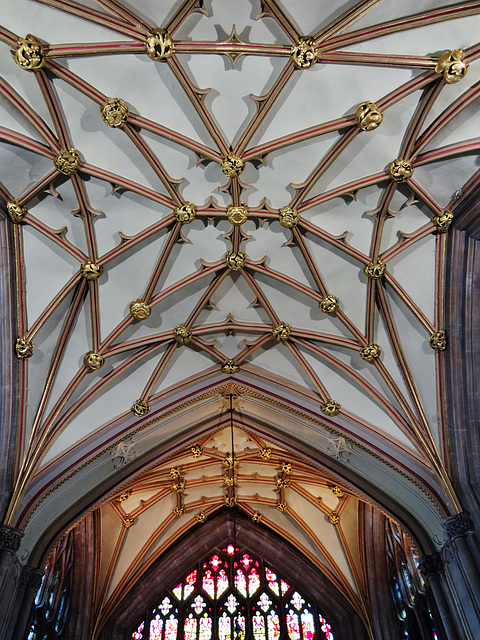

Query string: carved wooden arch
[98,509,369,640]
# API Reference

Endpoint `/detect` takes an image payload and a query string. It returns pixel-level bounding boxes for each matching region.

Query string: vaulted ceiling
[1,0,479,636]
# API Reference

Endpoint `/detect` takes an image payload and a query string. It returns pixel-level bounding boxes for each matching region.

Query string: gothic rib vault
[1,0,480,637]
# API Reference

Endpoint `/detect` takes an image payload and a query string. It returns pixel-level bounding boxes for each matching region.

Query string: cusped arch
[99,510,368,640]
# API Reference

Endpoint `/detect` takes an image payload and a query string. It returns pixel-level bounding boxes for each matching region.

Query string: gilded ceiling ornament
[225,496,236,508]
[272,322,291,343]
[252,511,262,523]
[355,101,383,131]
[173,324,192,345]
[122,514,135,528]
[280,462,292,474]
[389,158,414,183]
[260,447,271,460]
[174,202,196,224]
[172,479,185,493]
[129,299,151,321]
[117,490,130,502]
[12,34,45,70]
[80,261,103,280]
[225,251,246,270]
[429,330,447,351]
[131,399,150,416]
[146,28,174,61]
[276,501,288,512]
[221,153,245,177]
[191,443,203,458]
[227,202,248,225]
[170,468,181,479]
[319,295,339,314]
[173,505,185,517]
[276,476,290,489]
[278,206,300,228]
[83,351,104,371]
[321,400,340,417]
[221,359,239,374]
[15,338,34,359]
[290,36,317,69]
[364,261,386,279]
[433,211,453,233]
[101,97,129,128]
[196,512,207,524]
[436,49,468,84]
[54,149,80,176]
[224,474,235,487]
[6,201,27,224]
[328,512,340,526]
[331,485,344,498]
[360,343,381,363]
[223,452,235,469]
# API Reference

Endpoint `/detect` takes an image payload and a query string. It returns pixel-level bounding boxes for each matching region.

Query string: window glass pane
[218,613,231,640]
[133,621,145,640]
[217,568,229,598]
[192,596,206,614]
[234,569,247,598]
[160,598,173,616]
[280,580,290,596]
[202,570,215,599]
[173,585,183,601]
[185,572,197,600]
[165,615,178,640]
[225,594,239,614]
[301,611,315,640]
[199,614,212,640]
[252,612,266,640]
[257,593,272,612]
[150,615,163,640]
[265,569,279,596]
[184,615,196,640]
[267,611,280,640]
[248,568,261,597]
[286,611,300,640]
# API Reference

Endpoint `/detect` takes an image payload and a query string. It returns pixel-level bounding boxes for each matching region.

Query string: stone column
[12,566,44,640]
[418,552,461,640]
[0,525,23,640]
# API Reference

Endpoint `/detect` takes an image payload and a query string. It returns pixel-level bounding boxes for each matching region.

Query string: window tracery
[131,545,334,640]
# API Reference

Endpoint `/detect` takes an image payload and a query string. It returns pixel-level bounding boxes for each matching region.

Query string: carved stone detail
[191,443,203,458]
[418,552,443,578]
[355,101,383,131]
[80,261,103,280]
[225,251,246,270]
[321,400,340,416]
[0,525,23,552]
[122,514,135,528]
[83,351,104,370]
[272,322,291,343]
[252,511,262,523]
[227,202,248,225]
[278,206,300,228]
[13,35,45,70]
[196,512,207,523]
[260,447,271,460]
[129,300,151,320]
[222,359,239,374]
[174,324,192,345]
[389,158,414,183]
[364,261,386,279]
[429,331,447,351]
[20,566,44,590]
[291,36,317,69]
[433,211,453,233]
[7,201,27,223]
[360,343,381,363]
[436,49,469,84]
[319,295,339,314]
[174,202,196,224]
[54,149,80,175]
[131,399,150,416]
[443,512,474,540]
[146,29,174,60]
[328,512,340,525]
[101,98,129,128]
[15,338,34,359]
[221,153,244,177]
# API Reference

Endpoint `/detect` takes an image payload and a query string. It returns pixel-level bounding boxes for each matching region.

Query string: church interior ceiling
[1,0,479,635]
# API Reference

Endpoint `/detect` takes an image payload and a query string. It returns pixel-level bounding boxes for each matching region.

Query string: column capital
[20,565,44,591]
[418,552,443,578]
[443,512,474,540]
[0,525,23,553]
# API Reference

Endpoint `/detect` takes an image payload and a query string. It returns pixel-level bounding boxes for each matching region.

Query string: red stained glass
[149,615,163,640]
[240,555,252,570]
[133,621,144,640]
[184,572,197,600]
[265,569,279,596]
[267,612,280,640]
[202,570,215,600]
[173,585,182,601]
[290,592,304,611]
[184,614,196,640]
[224,545,236,556]
[225,594,238,614]
[286,612,300,640]
[192,596,206,614]
[234,569,247,598]
[216,568,229,598]
[301,611,315,640]
[248,568,260,597]
[252,612,266,640]
[210,555,222,571]
[280,580,290,596]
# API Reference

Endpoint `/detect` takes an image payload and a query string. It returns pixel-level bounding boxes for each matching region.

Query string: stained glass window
[131,545,334,640]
